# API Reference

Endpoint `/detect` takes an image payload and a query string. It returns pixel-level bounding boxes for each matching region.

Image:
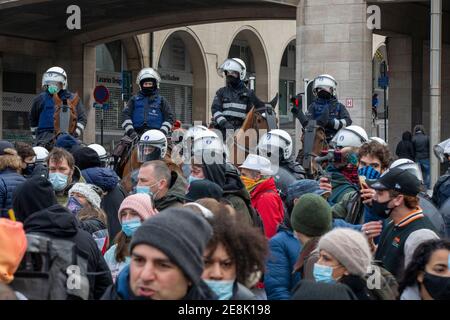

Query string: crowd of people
[0,62,449,301]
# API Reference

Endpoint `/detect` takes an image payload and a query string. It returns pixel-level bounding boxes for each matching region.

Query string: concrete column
[295,0,372,150]
[411,37,424,128]
[55,40,96,144]
[387,36,412,154]
[430,0,442,187]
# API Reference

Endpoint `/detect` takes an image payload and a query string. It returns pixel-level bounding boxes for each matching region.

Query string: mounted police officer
[121,68,174,139]
[211,58,259,140]
[292,74,352,142]
[29,66,87,146]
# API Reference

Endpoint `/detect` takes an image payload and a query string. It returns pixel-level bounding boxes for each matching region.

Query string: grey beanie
[318,228,372,277]
[130,208,213,285]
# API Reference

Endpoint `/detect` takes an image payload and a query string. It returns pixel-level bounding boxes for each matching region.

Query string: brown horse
[228,95,278,167]
[296,120,328,179]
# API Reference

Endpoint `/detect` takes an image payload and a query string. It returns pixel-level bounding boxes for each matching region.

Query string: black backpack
[10,233,90,300]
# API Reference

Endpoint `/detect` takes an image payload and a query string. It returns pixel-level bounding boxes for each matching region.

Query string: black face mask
[423,272,450,300]
[226,75,241,88]
[371,198,394,219]
[145,149,162,162]
[141,87,156,96]
[317,90,332,100]
[23,163,36,176]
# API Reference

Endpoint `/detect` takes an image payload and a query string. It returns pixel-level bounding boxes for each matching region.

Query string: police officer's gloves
[317,107,330,128]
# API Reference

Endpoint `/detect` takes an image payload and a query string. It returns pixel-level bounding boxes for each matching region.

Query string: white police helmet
[137,129,167,163]
[258,129,293,161]
[88,144,109,166]
[331,125,369,148]
[370,137,388,146]
[32,146,49,163]
[42,66,68,89]
[390,158,424,184]
[218,58,247,81]
[136,68,161,89]
[313,74,337,97]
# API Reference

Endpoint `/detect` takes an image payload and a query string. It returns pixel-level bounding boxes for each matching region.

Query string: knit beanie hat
[290,193,332,237]
[185,180,223,202]
[73,147,101,171]
[0,219,27,284]
[118,193,157,223]
[130,208,213,285]
[318,228,372,277]
[68,183,102,208]
[55,133,79,152]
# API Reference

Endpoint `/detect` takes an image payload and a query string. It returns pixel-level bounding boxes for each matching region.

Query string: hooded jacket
[155,171,187,211]
[82,167,125,240]
[12,176,112,299]
[412,130,430,161]
[101,264,217,300]
[249,177,285,238]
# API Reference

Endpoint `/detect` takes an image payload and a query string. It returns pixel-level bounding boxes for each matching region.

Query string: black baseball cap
[368,167,421,196]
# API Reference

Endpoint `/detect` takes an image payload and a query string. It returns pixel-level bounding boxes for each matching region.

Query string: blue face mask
[313,263,336,284]
[67,196,83,215]
[358,166,381,180]
[48,172,68,192]
[187,175,203,185]
[121,218,142,237]
[136,185,151,194]
[204,279,234,300]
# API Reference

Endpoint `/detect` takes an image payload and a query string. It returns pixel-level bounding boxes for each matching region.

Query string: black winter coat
[23,204,113,299]
[412,132,430,160]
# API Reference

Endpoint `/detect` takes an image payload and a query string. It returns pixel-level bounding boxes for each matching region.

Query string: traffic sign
[93,85,110,104]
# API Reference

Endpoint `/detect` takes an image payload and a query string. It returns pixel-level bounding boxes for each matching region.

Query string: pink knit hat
[118,194,158,223]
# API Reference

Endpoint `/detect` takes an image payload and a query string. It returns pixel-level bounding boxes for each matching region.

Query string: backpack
[10,233,90,300]
[365,261,399,300]
[53,93,79,136]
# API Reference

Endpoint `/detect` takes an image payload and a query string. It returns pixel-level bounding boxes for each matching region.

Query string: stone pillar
[55,40,96,144]
[296,0,372,140]
[387,36,413,154]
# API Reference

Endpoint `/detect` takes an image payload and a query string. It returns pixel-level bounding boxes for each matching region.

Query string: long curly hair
[204,209,268,285]
[399,239,450,295]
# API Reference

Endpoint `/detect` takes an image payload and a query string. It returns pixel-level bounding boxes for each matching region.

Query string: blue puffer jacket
[0,169,26,217]
[264,225,302,300]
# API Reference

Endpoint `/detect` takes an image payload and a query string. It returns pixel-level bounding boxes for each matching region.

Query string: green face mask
[48,85,59,95]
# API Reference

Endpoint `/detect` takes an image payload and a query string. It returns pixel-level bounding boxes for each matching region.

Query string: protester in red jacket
[239,154,284,238]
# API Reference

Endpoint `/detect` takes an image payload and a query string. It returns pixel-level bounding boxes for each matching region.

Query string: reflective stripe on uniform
[31,127,37,133]
[121,119,133,129]
[162,121,171,128]
[223,103,247,111]
[77,122,85,130]
[340,119,347,127]
[333,119,340,130]
[223,110,246,119]
[214,112,227,124]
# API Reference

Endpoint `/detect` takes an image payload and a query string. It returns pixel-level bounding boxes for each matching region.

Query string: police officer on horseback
[121,68,174,139]
[212,58,259,139]
[292,74,352,142]
[29,66,87,147]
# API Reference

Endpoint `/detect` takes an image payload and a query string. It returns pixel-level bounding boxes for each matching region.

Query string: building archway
[278,38,296,130]
[227,27,269,101]
[157,29,208,125]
